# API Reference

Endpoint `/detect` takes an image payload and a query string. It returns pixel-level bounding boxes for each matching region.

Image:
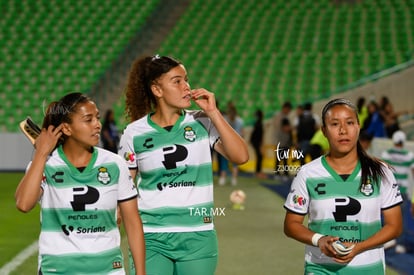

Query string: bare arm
[119,198,146,275]
[284,210,338,256]
[15,125,63,212]
[191,88,249,164]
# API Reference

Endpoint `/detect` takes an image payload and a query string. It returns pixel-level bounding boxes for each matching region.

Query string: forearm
[207,110,248,164]
[121,201,145,275]
[284,221,317,246]
[124,218,146,275]
[15,152,47,212]
[357,223,401,253]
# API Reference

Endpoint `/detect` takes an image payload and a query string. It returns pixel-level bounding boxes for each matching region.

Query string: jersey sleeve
[193,111,220,148]
[409,152,414,169]
[381,166,403,209]
[116,157,138,201]
[284,168,310,215]
[118,127,137,169]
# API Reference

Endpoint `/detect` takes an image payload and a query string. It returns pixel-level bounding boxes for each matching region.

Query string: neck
[62,143,93,168]
[151,109,182,127]
[325,151,358,174]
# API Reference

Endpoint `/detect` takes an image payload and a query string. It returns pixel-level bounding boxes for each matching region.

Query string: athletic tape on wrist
[312,233,324,247]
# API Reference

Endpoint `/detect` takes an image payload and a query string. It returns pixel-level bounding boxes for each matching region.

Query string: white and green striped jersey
[119,110,219,233]
[36,146,137,274]
[381,147,414,194]
[284,156,402,274]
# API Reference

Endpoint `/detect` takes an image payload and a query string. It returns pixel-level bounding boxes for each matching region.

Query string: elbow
[240,153,249,165]
[232,151,249,165]
[16,204,32,213]
[283,221,292,238]
[395,225,403,238]
[236,144,250,165]
[284,226,294,239]
[15,199,34,213]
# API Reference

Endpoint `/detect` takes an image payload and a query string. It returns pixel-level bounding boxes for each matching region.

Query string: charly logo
[97,167,111,185]
[183,126,196,142]
[52,171,64,183]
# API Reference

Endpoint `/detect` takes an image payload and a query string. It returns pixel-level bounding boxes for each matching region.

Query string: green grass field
[0,172,399,274]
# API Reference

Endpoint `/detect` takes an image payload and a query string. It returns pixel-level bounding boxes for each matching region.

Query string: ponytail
[357,142,386,187]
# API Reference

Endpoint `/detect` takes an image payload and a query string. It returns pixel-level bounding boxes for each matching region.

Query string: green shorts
[130,230,218,275]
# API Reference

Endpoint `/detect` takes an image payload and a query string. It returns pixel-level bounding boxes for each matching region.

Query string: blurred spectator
[219,102,244,186]
[364,100,386,138]
[309,129,329,160]
[379,96,409,138]
[382,130,414,253]
[294,102,320,165]
[272,101,293,179]
[357,96,369,129]
[101,109,120,153]
[250,109,266,179]
[359,130,374,152]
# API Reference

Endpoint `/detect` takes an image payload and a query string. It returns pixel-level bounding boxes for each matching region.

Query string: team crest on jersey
[360,179,374,196]
[184,126,196,142]
[97,167,111,185]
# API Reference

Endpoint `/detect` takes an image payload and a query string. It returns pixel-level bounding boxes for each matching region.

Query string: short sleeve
[116,157,138,201]
[194,111,220,148]
[381,166,403,209]
[284,169,310,215]
[118,128,137,169]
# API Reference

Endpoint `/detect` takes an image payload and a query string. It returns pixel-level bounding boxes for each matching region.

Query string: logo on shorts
[112,261,122,269]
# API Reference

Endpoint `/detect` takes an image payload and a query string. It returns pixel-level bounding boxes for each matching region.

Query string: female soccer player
[119,55,249,275]
[283,98,403,274]
[15,92,145,275]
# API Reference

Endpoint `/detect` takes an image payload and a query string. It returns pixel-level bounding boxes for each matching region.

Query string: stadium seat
[2,0,414,131]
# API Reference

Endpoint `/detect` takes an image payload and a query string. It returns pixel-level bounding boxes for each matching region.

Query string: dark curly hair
[125,55,182,122]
